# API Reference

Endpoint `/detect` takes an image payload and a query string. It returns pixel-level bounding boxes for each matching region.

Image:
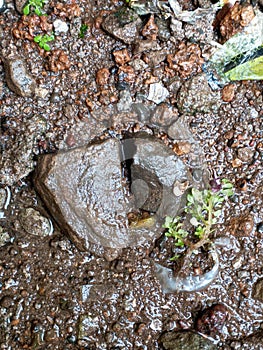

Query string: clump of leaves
[163,179,234,261]
[23,0,47,16]
[79,24,88,38]
[34,33,54,51]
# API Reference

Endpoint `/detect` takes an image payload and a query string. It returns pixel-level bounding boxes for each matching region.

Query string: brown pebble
[0,295,13,308]
[141,14,158,40]
[238,214,254,236]
[65,134,76,148]
[232,158,242,167]
[173,141,191,155]
[96,67,110,86]
[237,147,254,163]
[113,48,131,66]
[222,84,236,102]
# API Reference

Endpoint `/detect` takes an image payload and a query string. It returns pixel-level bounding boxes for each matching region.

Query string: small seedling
[163,179,234,261]
[23,0,47,16]
[79,24,88,38]
[34,33,54,51]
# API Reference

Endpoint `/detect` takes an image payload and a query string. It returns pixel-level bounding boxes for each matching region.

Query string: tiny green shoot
[23,0,47,16]
[34,33,54,51]
[79,24,88,39]
[163,179,234,261]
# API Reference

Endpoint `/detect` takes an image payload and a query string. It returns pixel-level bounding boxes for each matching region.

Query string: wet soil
[0,0,263,349]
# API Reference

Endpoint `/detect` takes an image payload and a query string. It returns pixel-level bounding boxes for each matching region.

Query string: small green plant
[79,24,88,38]
[163,179,234,261]
[23,0,47,16]
[34,33,54,51]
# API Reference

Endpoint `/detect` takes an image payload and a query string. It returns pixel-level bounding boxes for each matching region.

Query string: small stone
[47,49,71,72]
[177,74,221,114]
[96,68,110,86]
[252,279,263,302]
[238,214,254,237]
[3,56,36,97]
[150,318,162,331]
[148,83,169,104]
[19,208,53,237]
[53,19,69,35]
[219,3,255,43]
[0,295,13,308]
[232,158,242,168]
[0,227,11,247]
[118,65,135,83]
[141,14,158,40]
[173,141,191,156]
[113,48,131,66]
[35,87,49,99]
[117,90,133,112]
[222,84,236,102]
[151,104,178,127]
[195,304,228,335]
[167,42,204,79]
[237,147,254,163]
[102,8,142,44]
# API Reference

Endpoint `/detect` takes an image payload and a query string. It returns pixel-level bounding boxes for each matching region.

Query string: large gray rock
[160,331,218,350]
[34,136,195,251]
[3,56,36,97]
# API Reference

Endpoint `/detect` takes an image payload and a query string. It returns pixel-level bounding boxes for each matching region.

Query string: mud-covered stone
[252,279,263,302]
[102,8,142,44]
[160,331,218,350]
[3,56,36,97]
[34,136,194,251]
[177,74,221,114]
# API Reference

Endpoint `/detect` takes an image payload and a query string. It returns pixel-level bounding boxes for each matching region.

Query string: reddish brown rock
[222,84,236,102]
[47,49,71,72]
[141,14,158,40]
[219,3,255,43]
[96,67,110,86]
[113,48,131,66]
[167,42,204,79]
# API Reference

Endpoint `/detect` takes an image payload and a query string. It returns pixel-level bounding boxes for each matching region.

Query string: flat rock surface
[34,135,194,251]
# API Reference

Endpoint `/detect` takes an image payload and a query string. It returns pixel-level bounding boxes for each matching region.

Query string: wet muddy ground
[0,0,263,349]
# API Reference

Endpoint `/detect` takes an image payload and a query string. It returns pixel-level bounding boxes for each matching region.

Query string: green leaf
[34,35,42,43]
[225,55,263,81]
[43,43,51,51]
[35,6,42,16]
[23,4,30,15]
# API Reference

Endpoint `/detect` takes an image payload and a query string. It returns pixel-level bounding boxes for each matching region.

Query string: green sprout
[79,24,88,38]
[34,33,54,51]
[23,0,47,16]
[163,179,234,261]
